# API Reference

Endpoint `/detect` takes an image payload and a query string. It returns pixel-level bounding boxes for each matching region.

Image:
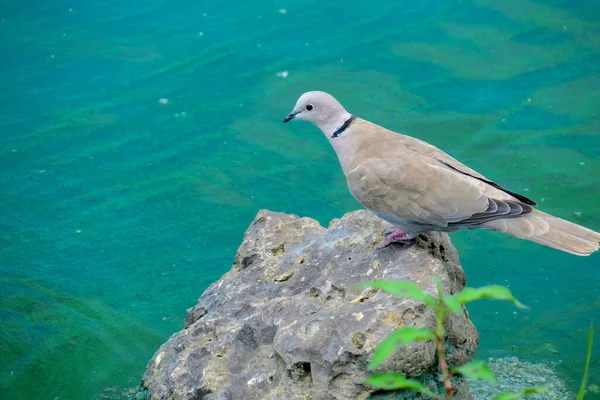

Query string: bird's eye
[305,103,314,111]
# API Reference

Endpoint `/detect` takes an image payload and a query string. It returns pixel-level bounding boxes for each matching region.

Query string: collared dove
[283,91,600,256]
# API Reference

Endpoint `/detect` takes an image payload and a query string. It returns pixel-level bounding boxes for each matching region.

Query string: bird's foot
[376,227,416,249]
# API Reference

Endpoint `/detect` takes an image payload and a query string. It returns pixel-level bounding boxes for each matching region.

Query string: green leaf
[366,373,440,398]
[493,387,547,400]
[358,281,437,308]
[369,327,436,370]
[452,360,497,385]
[577,321,594,400]
[448,285,527,309]
[444,295,463,315]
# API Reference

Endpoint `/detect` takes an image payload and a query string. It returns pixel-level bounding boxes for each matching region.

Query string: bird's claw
[376,227,415,249]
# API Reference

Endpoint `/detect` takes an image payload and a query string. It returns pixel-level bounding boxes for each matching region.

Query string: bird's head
[283,91,351,134]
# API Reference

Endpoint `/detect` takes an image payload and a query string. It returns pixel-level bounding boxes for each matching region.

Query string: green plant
[577,321,594,400]
[359,278,547,399]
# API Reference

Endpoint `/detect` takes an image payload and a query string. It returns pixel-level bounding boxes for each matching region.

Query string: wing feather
[342,120,535,228]
[346,155,533,228]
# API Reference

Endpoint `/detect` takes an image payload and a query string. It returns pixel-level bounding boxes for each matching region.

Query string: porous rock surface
[141,210,479,400]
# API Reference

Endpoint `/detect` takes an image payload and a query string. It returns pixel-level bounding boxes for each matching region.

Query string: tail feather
[482,210,600,256]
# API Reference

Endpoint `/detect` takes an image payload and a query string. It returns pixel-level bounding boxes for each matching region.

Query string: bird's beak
[283,111,299,123]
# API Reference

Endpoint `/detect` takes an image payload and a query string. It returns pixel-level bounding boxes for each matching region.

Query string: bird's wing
[346,153,532,228]
[398,134,537,206]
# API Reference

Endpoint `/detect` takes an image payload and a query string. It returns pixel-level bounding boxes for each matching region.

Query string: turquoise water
[1,0,599,398]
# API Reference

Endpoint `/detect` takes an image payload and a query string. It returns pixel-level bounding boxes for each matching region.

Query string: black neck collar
[331,115,356,139]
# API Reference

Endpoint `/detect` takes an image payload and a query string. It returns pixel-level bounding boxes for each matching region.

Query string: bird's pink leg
[376,227,415,249]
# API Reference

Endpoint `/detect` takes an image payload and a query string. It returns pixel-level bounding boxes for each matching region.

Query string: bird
[283,91,600,256]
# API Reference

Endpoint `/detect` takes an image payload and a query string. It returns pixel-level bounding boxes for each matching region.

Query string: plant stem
[436,298,453,399]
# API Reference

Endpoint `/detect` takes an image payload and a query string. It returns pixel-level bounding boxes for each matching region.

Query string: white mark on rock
[306,320,320,336]
[280,320,297,331]
[352,312,364,321]
[248,373,269,385]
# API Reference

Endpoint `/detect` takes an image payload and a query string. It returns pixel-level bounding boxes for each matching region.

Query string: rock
[140,210,479,400]
[468,357,574,399]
